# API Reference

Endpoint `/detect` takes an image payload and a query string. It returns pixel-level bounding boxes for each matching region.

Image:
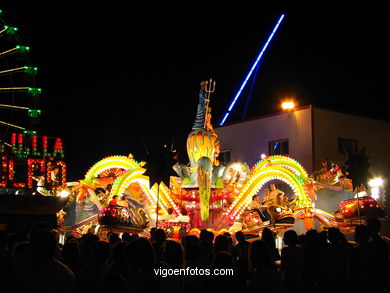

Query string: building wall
[313,107,390,179]
[215,106,313,171]
[313,107,390,233]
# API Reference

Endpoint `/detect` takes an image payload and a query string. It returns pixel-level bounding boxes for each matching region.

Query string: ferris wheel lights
[15,45,30,53]
[28,109,42,118]
[27,87,42,96]
[22,66,38,75]
[3,25,18,35]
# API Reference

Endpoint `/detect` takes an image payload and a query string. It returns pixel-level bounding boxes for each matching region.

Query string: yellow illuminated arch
[84,155,142,182]
[110,168,171,216]
[228,156,312,218]
[252,155,309,181]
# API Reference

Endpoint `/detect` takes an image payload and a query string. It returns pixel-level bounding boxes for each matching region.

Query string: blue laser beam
[219,13,285,126]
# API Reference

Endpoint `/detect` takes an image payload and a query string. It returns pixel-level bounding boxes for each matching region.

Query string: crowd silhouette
[0,219,389,293]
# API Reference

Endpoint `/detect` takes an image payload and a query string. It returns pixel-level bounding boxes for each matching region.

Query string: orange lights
[27,158,45,188]
[46,160,67,189]
[1,155,8,187]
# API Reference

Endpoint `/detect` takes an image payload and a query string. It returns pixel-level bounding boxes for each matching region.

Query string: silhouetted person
[318,227,351,293]
[201,251,242,293]
[150,227,157,242]
[182,239,206,293]
[248,240,281,293]
[123,237,159,293]
[339,230,352,248]
[261,227,281,262]
[199,229,209,243]
[159,232,184,292]
[199,229,214,267]
[214,234,230,254]
[162,240,184,269]
[109,241,128,276]
[79,233,99,267]
[223,232,234,252]
[233,231,250,288]
[121,232,132,242]
[233,231,250,258]
[61,238,82,276]
[11,228,75,293]
[348,224,379,293]
[281,230,303,293]
[183,238,201,267]
[77,240,110,293]
[108,232,120,247]
[181,234,199,248]
[153,229,166,261]
[318,230,330,249]
[366,218,390,293]
[302,229,320,293]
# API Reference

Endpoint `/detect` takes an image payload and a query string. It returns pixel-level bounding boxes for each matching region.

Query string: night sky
[2,3,389,180]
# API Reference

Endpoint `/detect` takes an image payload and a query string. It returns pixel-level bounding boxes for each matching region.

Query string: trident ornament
[204,78,216,102]
[203,79,216,128]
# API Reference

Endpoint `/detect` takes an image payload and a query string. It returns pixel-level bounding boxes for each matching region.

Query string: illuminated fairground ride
[0,9,42,139]
[63,80,386,238]
[0,10,74,228]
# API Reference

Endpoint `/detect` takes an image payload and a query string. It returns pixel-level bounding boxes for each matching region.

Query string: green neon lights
[27,88,42,96]
[28,109,42,118]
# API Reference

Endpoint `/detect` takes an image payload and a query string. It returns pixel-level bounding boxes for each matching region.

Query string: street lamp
[281,100,296,111]
[368,177,384,200]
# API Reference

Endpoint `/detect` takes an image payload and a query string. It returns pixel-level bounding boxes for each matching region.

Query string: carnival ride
[0,10,69,227]
[58,80,386,238]
[0,9,41,138]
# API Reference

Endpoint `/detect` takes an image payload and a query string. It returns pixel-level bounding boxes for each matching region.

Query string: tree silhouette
[142,146,178,227]
[143,146,178,187]
[344,145,371,190]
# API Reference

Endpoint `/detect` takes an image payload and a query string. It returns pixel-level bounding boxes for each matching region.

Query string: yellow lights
[368,177,384,200]
[158,182,181,215]
[260,153,267,160]
[111,168,148,198]
[281,99,296,111]
[84,155,140,182]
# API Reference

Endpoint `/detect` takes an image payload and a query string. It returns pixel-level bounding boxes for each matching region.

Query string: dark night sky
[2,3,389,180]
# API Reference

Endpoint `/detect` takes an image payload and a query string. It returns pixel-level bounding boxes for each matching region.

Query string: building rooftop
[216,104,390,129]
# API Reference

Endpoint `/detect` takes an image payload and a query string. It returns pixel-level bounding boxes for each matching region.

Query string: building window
[338,137,358,154]
[217,150,231,164]
[269,139,289,156]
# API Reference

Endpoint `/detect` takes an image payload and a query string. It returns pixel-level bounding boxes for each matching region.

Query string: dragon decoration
[61,80,385,236]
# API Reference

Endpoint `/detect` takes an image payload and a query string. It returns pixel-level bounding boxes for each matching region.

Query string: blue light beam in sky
[219,13,285,126]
